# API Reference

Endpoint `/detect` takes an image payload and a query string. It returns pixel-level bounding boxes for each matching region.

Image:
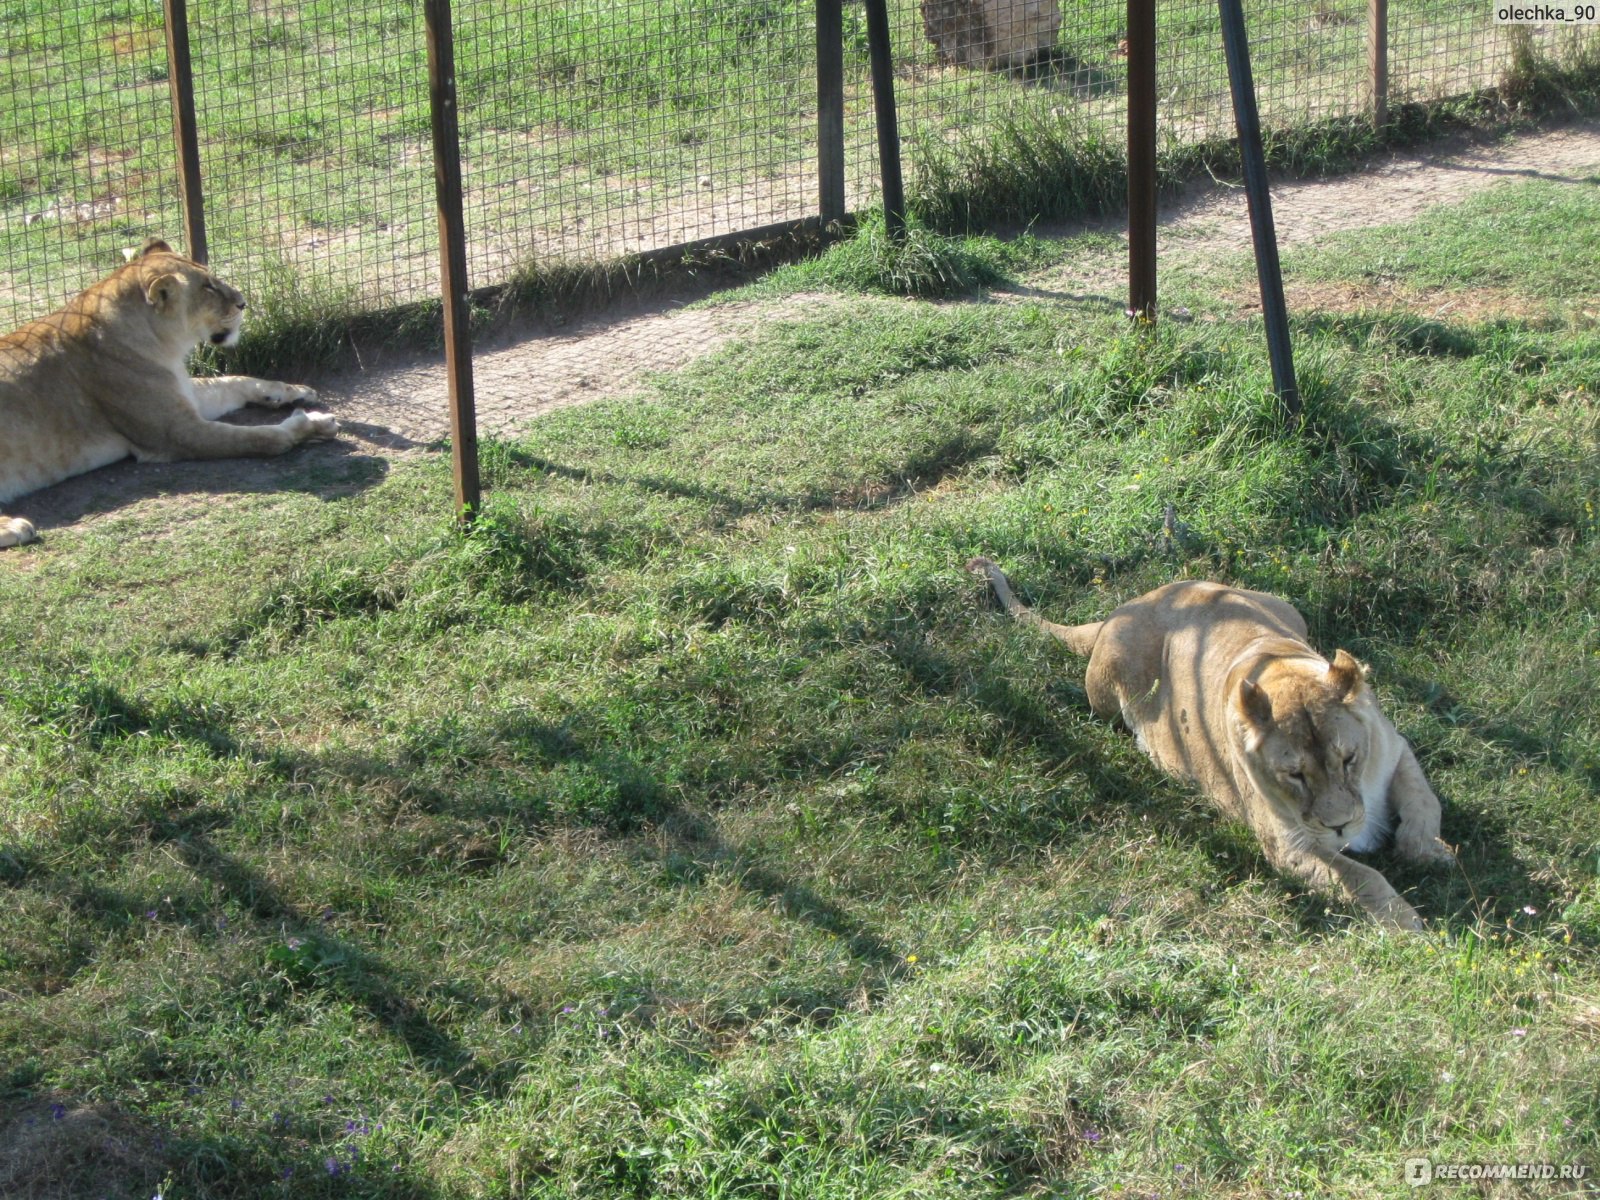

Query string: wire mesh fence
[1,1,1592,333]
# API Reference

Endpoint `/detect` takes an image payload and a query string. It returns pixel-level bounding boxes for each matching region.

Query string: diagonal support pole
[1218,0,1300,423]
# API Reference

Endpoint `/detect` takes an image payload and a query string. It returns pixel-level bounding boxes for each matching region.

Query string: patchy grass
[3,187,1600,1198]
[1284,176,1600,316]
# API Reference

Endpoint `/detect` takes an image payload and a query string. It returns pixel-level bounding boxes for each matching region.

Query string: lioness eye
[1288,770,1306,786]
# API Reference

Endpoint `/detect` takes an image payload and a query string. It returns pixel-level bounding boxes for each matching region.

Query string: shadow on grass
[5,437,389,543]
[510,441,994,520]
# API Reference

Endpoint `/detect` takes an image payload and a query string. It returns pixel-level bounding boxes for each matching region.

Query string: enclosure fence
[0,1,1584,331]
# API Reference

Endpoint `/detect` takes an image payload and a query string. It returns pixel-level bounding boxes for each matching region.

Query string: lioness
[967,557,1455,930]
[1,239,337,548]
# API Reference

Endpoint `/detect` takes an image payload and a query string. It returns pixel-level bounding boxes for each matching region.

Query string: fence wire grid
[0,1,1588,332]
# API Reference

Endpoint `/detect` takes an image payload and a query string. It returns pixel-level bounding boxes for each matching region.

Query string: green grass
[1285,176,1600,306]
[4,180,1600,1198]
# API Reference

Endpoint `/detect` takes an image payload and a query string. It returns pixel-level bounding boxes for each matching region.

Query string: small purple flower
[230,1097,243,1113]
[322,1094,336,1106]
[561,1005,576,1014]
[1083,1128,1103,1144]
[280,1166,295,1181]
[325,1157,344,1177]
[49,1103,65,1121]
[1511,1028,1528,1038]
[146,910,158,921]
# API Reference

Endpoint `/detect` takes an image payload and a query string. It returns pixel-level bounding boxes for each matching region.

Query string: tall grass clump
[762,209,1051,299]
[910,103,1127,231]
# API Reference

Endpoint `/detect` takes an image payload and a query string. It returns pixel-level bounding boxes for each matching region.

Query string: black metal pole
[162,0,207,263]
[862,0,906,239]
[1127,0,1156,323]
[817,0,846,224]
[1217,0,1299,422]
[423,0,481,521]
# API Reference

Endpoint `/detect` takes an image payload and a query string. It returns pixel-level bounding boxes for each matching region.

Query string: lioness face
[139,247,248,349]
[1237,651,1374,851]
[1248,703,1370,849]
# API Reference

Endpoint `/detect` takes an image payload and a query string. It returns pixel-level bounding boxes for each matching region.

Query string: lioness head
[1234,650,1375,850]
[127,238,248,350]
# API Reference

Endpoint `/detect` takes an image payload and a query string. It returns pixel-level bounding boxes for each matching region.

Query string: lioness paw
[303,411,339,440]
[1376,896,1427,933]
[261,382,318,408]
[1397,834,1456,866]
[1,517,38,549]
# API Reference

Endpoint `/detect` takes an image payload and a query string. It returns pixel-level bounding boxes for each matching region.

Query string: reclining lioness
[967,557,1455,930]
[1,238,337,548]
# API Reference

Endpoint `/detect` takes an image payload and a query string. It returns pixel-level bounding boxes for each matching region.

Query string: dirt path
[318,116,1600,450]
[10,117,1600,540]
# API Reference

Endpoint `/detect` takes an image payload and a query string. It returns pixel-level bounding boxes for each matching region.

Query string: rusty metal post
[423,0,480,523]
[1127,0,1157,322]
[1369,0,1389,130]
[817,0,846,224]
[862,0,906,240]
[162,0,207,263]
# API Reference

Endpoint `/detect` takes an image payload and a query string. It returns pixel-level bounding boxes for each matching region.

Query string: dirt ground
[10,116,1600,540]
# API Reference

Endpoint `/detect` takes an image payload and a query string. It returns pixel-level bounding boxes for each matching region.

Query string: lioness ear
[145,273,184,313]
[1328,649,1368,700]
[139,237,173,258]
[1237,677,1274,727]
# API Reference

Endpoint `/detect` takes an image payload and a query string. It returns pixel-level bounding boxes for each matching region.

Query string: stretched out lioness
[1,239,338,548]
[967,557,1455,930]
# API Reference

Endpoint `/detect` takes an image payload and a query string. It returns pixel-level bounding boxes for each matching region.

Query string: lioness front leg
[190,376,319,420]
[136,407,338,463]
[1262,829,1425,932]
[1389,743,1455,865]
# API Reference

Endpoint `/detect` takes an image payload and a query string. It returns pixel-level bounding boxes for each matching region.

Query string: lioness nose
[1331,823,1347,837]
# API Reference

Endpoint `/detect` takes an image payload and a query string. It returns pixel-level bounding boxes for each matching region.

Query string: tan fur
[0,239,338,548]
[968,556,1455,931]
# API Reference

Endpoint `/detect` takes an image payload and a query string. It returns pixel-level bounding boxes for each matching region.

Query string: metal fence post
[862,0,906,239]
[1217,0,1300,423]
[1369,0,1389,130]
[1127,0,1157,322]
[162,0,207,263]
[817,0,846,224]
[424,0,481,523]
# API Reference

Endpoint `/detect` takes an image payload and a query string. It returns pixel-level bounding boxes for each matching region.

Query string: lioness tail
[966,556,1102,657]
